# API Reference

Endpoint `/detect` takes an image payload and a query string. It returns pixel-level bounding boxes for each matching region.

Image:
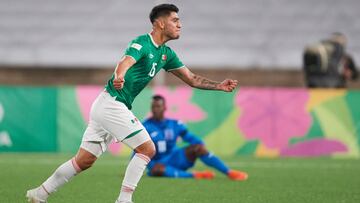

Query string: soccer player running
[26,4,238,203]
[144,95,248,180]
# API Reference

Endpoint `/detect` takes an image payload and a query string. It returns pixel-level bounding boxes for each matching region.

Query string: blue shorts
[148,147,195,173]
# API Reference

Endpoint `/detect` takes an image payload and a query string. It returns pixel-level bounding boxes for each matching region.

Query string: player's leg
[26,139,110,203]
[185,144,248,180]
[116,132,155,203]
[88,91,154,203]
[26,146,99,202]
[148,148,212,179]
[26,91,109,203]
[172,147,214,179]
[186,144,229,174]
[96,92,155,203]
[148,161,193,178]
[26,153,84,203]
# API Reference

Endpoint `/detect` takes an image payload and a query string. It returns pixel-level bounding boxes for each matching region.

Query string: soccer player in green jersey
[27,4,238,203]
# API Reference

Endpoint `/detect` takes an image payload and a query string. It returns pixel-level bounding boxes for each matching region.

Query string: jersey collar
[148,33,159,48]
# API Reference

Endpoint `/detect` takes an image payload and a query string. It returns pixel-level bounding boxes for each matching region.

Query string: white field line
[0,158,359,169]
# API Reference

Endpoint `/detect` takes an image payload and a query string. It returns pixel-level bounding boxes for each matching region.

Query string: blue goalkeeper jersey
[142,118,203,161]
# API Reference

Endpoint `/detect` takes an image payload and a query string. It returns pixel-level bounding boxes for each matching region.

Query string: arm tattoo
[192,74,220,90]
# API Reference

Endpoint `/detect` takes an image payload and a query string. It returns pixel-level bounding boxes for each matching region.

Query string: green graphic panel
[57,87,86,153]
[1,85,360,158]
[315,96,359,157]
[237,140,259,155]
[0,86,57,152]
[189,88,236,138]
[290,112,324,144]
[205,107,245,155]
[345,91,360,148]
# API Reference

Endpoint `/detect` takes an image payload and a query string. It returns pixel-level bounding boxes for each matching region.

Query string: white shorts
[81,91,151,157]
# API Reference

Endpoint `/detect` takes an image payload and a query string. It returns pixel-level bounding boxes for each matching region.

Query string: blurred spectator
[303,33,358,88]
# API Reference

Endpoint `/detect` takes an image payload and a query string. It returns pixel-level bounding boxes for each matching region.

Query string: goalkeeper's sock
[38,158,81,200]
[163,165,194,178]
[117,153,150,203]
[200,153,230,175]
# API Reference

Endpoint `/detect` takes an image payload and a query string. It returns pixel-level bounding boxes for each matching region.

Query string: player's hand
[219,79,238,92]
[113,76,125,90]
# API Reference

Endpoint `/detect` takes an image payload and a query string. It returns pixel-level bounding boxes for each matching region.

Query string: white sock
[37,158,82,200]
[117,153,150,202]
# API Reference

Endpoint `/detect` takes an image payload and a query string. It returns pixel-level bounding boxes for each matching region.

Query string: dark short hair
[152,94,166,103]
[149,4,179,24]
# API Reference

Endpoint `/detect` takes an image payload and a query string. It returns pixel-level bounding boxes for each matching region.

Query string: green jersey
[105,34,184,109]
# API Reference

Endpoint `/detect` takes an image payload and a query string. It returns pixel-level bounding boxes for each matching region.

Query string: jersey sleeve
[124,40,146,62]
[162,48,185,71]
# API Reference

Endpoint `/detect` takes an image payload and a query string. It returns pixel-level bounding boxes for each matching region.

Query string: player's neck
[152,116,165,122]
[150,30,169,46]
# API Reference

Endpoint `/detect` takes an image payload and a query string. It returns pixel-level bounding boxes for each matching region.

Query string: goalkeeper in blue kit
[143,95,248,180]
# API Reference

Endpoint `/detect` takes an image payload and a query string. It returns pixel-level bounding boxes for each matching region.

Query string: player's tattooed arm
[191,73,220,90]
[170,67,238,92]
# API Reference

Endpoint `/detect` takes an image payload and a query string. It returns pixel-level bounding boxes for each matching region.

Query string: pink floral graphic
[153,86,206,122]
[236,88,311,149]
[76,85,103,122]
[280,138,347,156]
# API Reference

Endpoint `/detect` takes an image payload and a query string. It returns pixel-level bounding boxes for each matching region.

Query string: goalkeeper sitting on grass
[143,95,248,180]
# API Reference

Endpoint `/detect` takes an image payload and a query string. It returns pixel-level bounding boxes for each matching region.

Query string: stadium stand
[0,0,359,68]
[0,0,359,87]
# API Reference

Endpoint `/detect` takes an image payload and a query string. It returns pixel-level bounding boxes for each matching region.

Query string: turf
[0,153,359,203]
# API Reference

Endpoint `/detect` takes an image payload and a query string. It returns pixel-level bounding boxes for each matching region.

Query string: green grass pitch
[0,153,359,203]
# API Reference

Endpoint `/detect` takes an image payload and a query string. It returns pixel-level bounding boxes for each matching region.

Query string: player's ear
[155,18,166,30]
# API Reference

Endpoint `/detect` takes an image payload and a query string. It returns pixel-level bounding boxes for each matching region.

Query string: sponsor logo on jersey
[162,54,167,61]
[130,43,142,51]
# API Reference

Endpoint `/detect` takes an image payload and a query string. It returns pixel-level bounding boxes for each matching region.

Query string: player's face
[163,12,181,39]
[151,99,166,120]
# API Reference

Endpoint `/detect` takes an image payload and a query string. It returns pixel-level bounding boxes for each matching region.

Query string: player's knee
[75,150,97,170]
[191,144,208,157]
[82,157,96,170]
[76,156,96,170]
[150,164,165,176]
[135,140,156,159]
[148,148,156,159]
[145,142,156,158]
